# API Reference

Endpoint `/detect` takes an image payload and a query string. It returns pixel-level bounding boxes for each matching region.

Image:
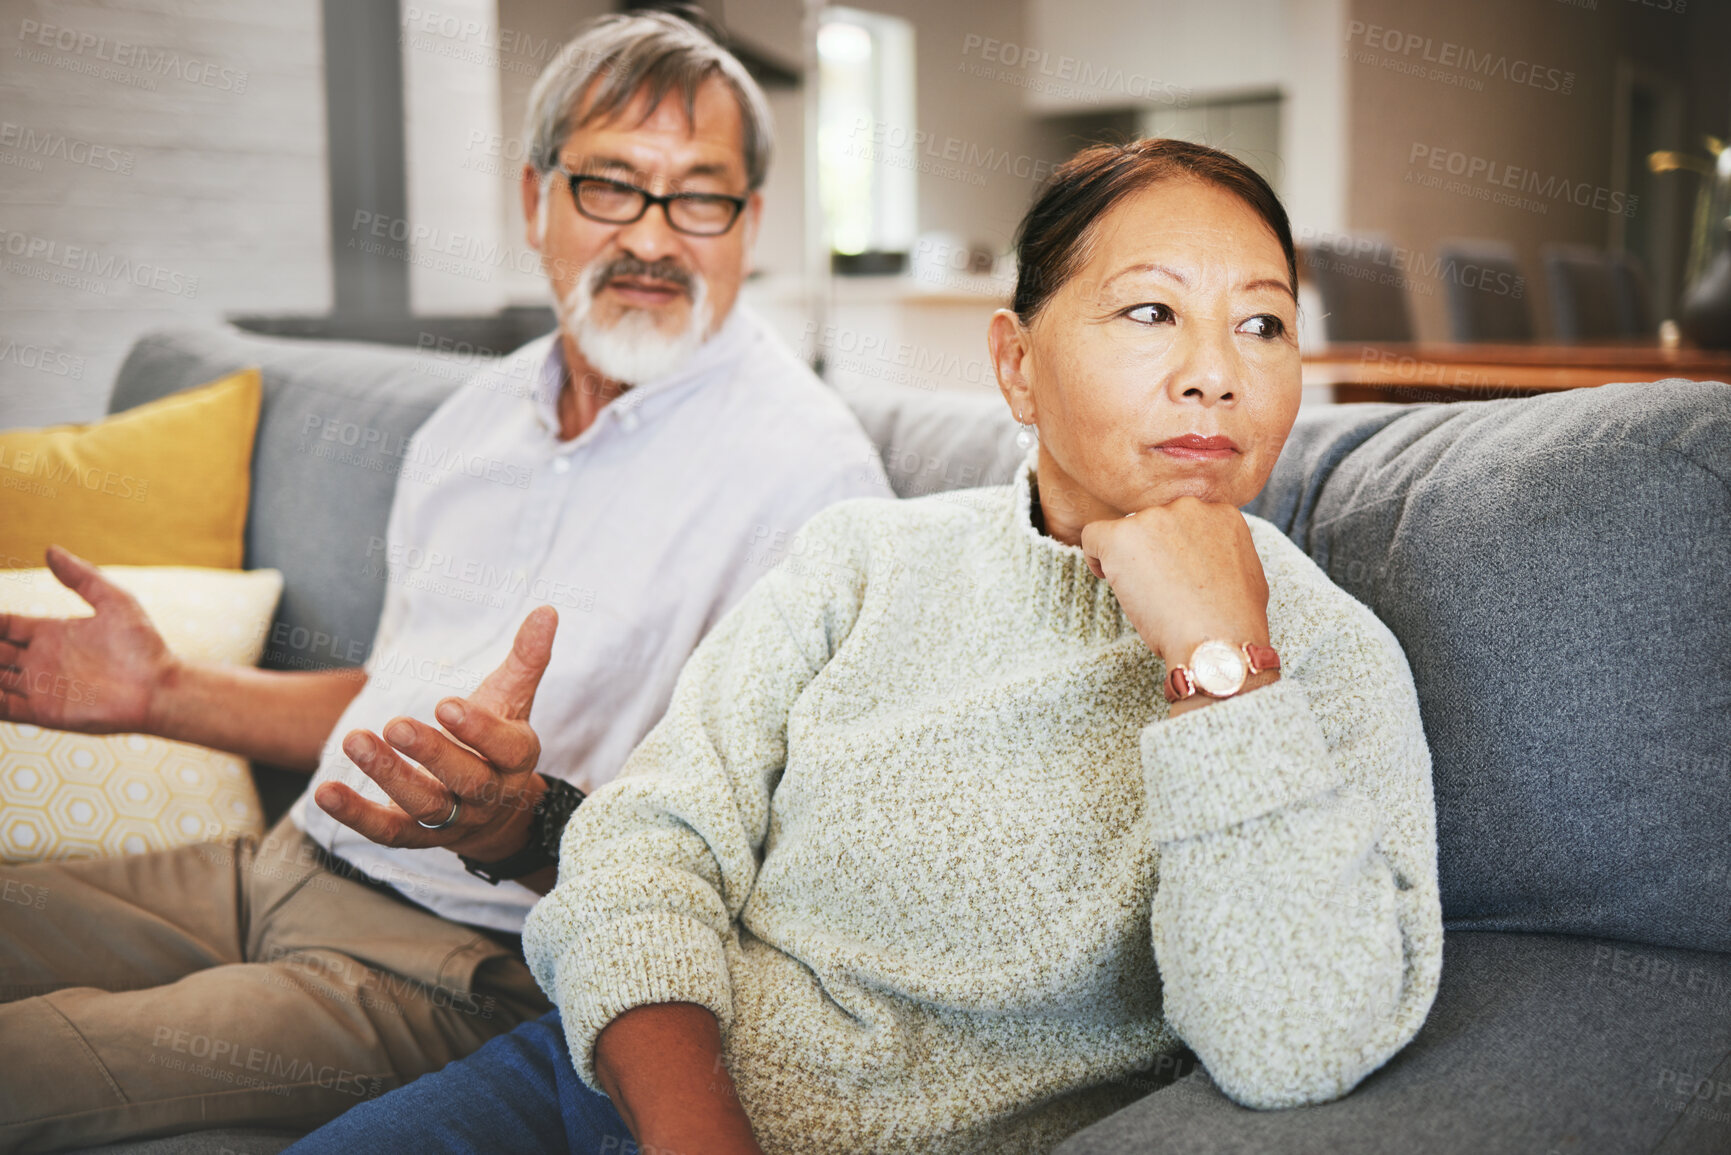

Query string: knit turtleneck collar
[1002,456,1133,642]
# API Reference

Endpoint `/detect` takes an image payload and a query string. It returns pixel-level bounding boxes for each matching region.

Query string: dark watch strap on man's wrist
[459,775,586,885]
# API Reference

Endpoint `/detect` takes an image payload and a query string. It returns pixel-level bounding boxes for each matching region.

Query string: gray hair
[523,11,773,190]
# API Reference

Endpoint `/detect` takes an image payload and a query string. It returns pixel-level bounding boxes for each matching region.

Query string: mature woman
[289,138,1442,1155]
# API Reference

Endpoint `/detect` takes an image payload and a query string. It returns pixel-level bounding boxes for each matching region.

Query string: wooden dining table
[1303,342,1731,403]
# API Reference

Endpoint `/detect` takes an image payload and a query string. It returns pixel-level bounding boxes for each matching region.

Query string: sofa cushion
[1240,402,1409,536]
[837,382,1023,497]
[1058,930,1731,1154]
[1244,382,1731,953]
[110,329,463,675]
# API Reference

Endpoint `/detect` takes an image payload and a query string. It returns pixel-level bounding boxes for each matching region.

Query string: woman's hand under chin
[1080,496,1273,671]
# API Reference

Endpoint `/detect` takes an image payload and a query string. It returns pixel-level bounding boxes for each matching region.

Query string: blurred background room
[3,0,1730,427]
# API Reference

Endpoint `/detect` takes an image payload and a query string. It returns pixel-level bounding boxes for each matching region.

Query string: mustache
[590,254,692,293]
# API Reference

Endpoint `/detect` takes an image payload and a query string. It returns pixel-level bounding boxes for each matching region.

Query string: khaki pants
[0,817,552,1153]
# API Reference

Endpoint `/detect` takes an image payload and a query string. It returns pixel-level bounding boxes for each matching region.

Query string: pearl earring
[1015,411,1036,450]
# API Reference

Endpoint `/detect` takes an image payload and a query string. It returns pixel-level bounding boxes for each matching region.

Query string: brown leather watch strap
[1163,666,1196,703]
[1162,642,1281,704]
[1244,643,1281,675]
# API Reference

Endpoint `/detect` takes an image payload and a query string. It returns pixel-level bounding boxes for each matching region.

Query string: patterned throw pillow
[0,565,283,862]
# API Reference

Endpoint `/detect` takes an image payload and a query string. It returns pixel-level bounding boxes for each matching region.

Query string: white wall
[748,0,1046,404]
[493,0,611,307]
[1282,0,1349,237]
[399,0,509,315]
[751,84,807,281]
[0,0,330,426]
[871,0,1047,251]
[1021,0,1349,237]
[1021,0,1288,110]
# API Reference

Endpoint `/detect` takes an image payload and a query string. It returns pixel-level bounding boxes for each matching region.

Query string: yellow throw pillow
[0,565,283,863]
[0,368,261,570]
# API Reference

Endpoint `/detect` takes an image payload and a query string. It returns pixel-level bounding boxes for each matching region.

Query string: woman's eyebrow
[1101,264,1295,301]
[1103,262,1189,291]
[1242,277,1297,300]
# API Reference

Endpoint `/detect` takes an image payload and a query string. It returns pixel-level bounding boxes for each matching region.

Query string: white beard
[558,261,711,387]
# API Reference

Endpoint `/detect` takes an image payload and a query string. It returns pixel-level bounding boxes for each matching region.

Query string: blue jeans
[285,1011,631,1155]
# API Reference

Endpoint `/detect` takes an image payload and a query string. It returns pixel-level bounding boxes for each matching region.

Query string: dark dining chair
[1607,250,1656,339]
[1300,237,1416,342]
[1543,245,1626,342]
[1438,240,1533,343]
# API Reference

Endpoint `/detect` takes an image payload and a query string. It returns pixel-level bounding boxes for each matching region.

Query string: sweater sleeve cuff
[1141,678,1341,843]
[549,911,735,1089]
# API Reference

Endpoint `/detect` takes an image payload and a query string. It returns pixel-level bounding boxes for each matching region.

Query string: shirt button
[618,409,640,432]
[552,457,571,474]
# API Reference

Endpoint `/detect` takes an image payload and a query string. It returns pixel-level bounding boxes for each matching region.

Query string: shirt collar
[528,306,758,437]
[529,337,568,435]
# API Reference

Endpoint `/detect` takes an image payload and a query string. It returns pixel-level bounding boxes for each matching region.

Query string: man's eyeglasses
[559,172,747,237]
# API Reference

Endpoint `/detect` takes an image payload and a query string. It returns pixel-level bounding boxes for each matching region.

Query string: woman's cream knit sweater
[523,463,1444,1154]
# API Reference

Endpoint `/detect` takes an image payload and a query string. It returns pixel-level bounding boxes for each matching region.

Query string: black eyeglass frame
[558,170,748,237]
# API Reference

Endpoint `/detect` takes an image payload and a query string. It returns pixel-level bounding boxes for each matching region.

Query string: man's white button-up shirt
[291,305,892,931]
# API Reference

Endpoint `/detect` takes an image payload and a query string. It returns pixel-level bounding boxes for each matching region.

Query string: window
[817,8,916,256]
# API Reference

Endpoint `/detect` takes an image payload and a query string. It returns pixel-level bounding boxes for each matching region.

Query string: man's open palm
[0,546,172,733]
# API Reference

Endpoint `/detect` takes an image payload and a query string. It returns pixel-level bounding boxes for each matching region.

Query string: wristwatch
[459,775,586,885]
[1162,640,1281,703]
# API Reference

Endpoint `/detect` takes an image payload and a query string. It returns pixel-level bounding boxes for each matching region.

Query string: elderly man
[0,11,889,1151]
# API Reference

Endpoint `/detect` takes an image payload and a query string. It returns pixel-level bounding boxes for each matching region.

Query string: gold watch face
[1189,640,1248,697]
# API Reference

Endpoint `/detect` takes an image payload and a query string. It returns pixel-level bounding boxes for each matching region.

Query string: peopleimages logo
[802,321,999,390]
[847,118,1057,186]
[959,34,1189,106]
[0,228,200,297]
[1407,144,1637,218]
[16,19,249,93]
[348,210,544,282]
[1346,20,1575,94]
[399,5,581,73]
[1296,228,1525,300]
[0,122,134,174]
[0,442,149,501]
[0,339,86,380]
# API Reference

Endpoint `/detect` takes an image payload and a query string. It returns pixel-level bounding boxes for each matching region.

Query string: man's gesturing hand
[0,546,173,733]
[315,605,559,862]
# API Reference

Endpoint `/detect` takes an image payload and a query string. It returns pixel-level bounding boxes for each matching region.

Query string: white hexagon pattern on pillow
[0,565,282,863]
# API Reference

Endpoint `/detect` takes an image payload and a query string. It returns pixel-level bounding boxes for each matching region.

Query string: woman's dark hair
[1011,139,1296,322]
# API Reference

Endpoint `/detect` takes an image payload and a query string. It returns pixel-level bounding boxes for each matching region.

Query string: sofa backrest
[113,328,1731,954]
[110,327,1027,670]
[1243,381,1731,954]
[111,328,463,674]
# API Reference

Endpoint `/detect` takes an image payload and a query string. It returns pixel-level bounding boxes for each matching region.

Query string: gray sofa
[89,327,1730,1154]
